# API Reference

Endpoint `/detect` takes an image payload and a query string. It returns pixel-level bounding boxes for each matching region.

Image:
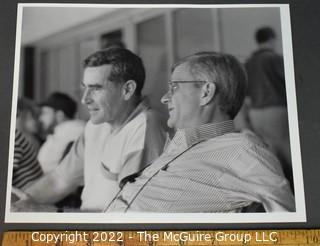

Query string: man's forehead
[83,64,112,85]
[171,63,194,81]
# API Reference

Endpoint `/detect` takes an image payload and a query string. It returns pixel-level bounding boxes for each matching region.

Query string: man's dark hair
[41,92,77,119]
[255,26,276,44]
[84,47,145,97]
[17,97,39,119]
[172,51,248,119]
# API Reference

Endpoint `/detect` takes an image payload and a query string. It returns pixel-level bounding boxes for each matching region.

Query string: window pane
[40,49,59,99]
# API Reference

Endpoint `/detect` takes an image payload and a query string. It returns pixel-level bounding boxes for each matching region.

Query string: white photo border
[5,3,306,224]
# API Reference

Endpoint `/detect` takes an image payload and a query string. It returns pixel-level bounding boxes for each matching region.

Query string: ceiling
[20,6,116,45]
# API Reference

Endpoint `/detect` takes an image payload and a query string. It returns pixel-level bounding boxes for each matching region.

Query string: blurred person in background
[36,92,85,209]
[12,129,43,193]
[37,92,85,174]
[245,26,292,189]
[13,99,43,198]
[16,97,43,151]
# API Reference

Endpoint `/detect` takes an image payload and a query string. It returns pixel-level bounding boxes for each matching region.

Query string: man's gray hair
[172,51,248,119]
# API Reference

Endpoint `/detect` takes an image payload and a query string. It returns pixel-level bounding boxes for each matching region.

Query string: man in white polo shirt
[12,47,166,212]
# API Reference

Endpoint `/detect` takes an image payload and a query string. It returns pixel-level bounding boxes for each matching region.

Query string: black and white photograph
[5,4,305,223]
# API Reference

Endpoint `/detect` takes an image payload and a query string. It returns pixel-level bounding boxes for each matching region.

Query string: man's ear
[122,80,137,100]
[200,82,217,106]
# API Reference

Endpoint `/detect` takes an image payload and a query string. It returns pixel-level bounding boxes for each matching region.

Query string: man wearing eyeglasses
[12,47,166,212]
[106,51,294,213]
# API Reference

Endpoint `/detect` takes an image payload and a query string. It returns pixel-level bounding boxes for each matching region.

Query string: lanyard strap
[123,141,203,212]
[104,141,203,212]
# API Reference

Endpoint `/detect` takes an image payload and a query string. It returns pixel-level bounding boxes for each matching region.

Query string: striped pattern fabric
[107,120,295,213]
[12,129,43,190]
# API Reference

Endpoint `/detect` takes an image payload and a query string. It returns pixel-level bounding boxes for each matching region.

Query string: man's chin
[89,118,104,125]
[167,119,176,129]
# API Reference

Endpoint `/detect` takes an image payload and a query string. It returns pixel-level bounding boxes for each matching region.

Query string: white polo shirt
[54,101,166,211]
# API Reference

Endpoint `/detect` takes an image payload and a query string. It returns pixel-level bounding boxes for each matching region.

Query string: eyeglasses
[167,80,209,95]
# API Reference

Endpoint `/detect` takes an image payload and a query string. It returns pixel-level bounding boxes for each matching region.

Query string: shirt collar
[255,47,274,55]
[120,97,149,127]
[173,120,235,147]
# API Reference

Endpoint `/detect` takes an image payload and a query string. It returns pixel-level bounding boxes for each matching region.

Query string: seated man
[37,92,85,209]
[106,51,295,213]
[12,47,166,212]
[38,92,85,174]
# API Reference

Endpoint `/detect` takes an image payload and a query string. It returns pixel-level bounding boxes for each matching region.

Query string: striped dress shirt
[106,121,295,213]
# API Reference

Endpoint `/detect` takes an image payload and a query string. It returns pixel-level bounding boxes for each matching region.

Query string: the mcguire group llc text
[137,231,278,243]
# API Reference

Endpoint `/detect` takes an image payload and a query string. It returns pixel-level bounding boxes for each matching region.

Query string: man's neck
[198,106,230,126]
[109,98,141,133]
[259,41,274,51]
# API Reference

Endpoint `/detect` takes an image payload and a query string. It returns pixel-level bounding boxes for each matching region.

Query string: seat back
[241,202,265,213]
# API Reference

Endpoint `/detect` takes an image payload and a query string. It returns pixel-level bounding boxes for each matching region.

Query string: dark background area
[1,0,320,236]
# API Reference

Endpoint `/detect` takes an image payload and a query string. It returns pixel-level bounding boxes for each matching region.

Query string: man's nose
[161,91,171,105]
[81,89,92,105]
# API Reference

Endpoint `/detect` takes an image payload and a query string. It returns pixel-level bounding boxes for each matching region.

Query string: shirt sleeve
[38,134,70,174]
[53,133,85,188]
[24,133,85,203]
[272,54,285,81]
[229,142,295,212]
[38,121,85,174]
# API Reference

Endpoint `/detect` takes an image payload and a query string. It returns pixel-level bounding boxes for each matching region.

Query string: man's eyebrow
[80,82,103,88]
